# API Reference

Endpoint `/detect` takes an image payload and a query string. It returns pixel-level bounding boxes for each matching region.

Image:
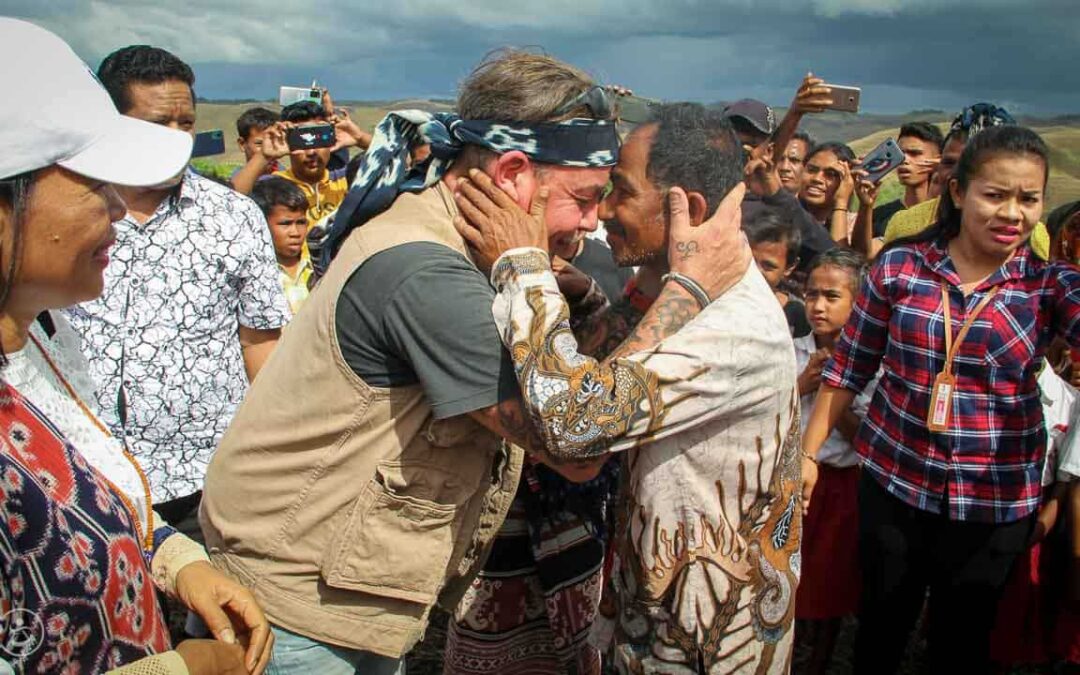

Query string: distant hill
[193,100,1080,209]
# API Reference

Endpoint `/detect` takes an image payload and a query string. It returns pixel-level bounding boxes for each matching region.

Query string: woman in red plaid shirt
[801,125,1080,673]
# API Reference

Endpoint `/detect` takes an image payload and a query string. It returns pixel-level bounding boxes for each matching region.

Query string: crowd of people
[1,14,1079,675]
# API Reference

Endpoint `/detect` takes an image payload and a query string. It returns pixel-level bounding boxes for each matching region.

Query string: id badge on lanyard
[926,285,999,433]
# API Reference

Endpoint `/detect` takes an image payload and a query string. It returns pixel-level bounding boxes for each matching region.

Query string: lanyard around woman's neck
[926,284,1000,432]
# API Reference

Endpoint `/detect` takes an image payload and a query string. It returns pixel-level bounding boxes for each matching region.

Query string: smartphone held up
[823,84,861,113]
[191,130,226,159]
[860,138,906,183]
[287,124,336,151]
[279,84,323,107]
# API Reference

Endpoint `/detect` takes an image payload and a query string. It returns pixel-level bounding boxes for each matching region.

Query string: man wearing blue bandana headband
[201,50,749,673]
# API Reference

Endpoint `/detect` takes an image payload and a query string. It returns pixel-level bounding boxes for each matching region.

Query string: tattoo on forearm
[609,285,697,360]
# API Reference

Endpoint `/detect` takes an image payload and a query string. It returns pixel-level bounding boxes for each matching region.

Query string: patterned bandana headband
[313,110,620,272]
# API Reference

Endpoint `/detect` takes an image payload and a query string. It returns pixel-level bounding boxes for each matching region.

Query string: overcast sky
[10,0,1079,114]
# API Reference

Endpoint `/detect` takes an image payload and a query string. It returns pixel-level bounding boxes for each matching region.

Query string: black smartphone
[191,130,225,158]
[287,124,336,151]
[861,138,906,183]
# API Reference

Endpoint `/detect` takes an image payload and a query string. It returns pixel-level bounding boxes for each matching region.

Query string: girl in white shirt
[793,248,877,675]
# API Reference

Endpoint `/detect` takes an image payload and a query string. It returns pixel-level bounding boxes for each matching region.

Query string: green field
[193,102,1080,211]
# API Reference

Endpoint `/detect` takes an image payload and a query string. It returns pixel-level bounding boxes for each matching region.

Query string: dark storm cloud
[9,0,1079,113]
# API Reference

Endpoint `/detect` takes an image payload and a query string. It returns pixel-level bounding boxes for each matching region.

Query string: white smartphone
[279,85,322,107]
[824,84,861,113]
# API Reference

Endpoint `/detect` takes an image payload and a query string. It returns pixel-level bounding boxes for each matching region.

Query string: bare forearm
[239,327,280,382]
[468,399,607,481]
[608,283,697,360]
[803,384,857,459]
[850,204,875,257]
[230,156,270,195]
[829,209,850,244]
[835,408,861,442]
[770,111,803,165]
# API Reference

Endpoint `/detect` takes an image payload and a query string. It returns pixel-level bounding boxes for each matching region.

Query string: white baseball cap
[0,18,193,186]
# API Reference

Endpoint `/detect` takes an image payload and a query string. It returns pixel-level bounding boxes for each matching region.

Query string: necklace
[27,333,155,553]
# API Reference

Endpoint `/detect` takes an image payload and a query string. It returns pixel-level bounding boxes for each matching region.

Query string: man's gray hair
[646,103,744,215]
[457,49,600,123]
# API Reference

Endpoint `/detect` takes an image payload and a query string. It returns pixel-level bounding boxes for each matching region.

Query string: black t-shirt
[572,238,634,301]
[335,242,518,419]
[872,199,906,238]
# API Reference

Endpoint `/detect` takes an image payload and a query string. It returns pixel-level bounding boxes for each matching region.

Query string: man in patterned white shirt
[66,45,290,539]
[457,103,801,673]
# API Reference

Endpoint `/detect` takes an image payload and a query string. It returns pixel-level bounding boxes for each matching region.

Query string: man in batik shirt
[455,103,801,673]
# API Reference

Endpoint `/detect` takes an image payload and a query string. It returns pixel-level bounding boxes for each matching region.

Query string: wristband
[801,450,819,465]
[661,272,711,310]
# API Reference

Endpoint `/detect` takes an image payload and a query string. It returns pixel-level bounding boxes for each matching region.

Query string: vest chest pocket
[320,462,463,604]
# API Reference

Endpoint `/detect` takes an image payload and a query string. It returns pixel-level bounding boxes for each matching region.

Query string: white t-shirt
[795,333,877,468]
[1040,365,1080,482]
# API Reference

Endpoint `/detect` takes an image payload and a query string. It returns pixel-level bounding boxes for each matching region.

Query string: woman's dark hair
[251,177,309,217]
[1046,200,1080,241]
[806,141,855,165]
[0,172,35,366]
[891,125,1049,249]
[807,246,867,295]
[646,102,744,217]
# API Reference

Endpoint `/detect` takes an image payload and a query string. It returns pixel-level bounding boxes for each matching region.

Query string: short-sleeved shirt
[335,242,518,420]
[823,240,1080,523]
[66,171,291,502]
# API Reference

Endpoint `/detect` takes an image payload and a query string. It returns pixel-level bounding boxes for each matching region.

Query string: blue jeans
[266,624,405,675]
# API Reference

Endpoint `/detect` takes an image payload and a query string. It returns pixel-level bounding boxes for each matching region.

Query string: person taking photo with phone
[871,122,945,237]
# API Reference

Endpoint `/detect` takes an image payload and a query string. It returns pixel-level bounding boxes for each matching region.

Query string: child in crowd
[794,247,876,674]
[989,355,1080,669]
[251,177,312,315]
[230,107,280,186]
[743,205,810,337]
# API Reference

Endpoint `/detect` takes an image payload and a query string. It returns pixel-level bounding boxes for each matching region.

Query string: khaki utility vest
[200,183,524,657]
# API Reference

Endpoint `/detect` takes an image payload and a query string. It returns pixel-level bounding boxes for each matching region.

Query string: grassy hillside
[193,101,1080,210]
